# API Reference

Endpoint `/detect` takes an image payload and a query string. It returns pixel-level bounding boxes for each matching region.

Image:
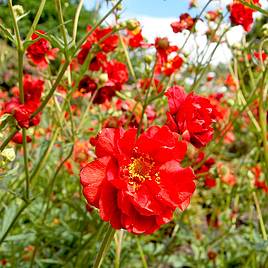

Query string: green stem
[25,0,46,41]
[136,238,148,268]
[253,192,267,240]
[72,0,84,46]
[42,144,74,221]
[56,0,68,47]
[114,230,124,268]
[93,225,116,268]
[259,69,268,173]
[119,34,136,81]
[22,128,30,200]
[30,128,60,183]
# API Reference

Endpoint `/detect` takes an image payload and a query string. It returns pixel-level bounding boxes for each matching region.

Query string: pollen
[127,155,160,190]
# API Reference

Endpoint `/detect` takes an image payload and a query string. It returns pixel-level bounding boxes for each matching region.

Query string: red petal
[137,126,179,157]
[165,86,186,114]
[154,140,187,163]
[99,183,122,229]
[80,156,111,205]
[158,160,196,210]
[118,128,137,157]
[95,128,124,157]
[166,112,179,132]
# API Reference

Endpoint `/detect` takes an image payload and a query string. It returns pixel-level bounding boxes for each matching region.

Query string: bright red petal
[80,156,111,205]
[165,86,186,114]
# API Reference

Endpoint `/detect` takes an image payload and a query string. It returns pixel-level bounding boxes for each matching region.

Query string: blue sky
[85,0,193,18]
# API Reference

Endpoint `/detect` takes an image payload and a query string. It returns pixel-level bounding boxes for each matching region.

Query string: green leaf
[0,24,14,43]
[1,202,17,237]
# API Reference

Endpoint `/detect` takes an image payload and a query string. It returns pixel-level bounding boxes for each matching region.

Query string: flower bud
[155,37,169,49]
[262,23,268,37]
[13,5,24,18]
[99,73,108,84]
[144,55,153,64]
[126,19,140,31]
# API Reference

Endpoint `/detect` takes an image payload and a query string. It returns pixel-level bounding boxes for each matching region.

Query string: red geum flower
[128,29,144,48]
[80,126,195,234]
[155,37,178,63]
[12,132,32,144]
[93,59,128,104]
[89,52,107,71]
[225,74,237,91]
[252,165,268,193]
[171,13,195,33]
[162,55,184,76]
[26,30,58,68]
[254,51,267,61]
[23,74,44,102]
[77,26,118,64]
[105,59,129,86]
[204,175,216,188]
[14,101,40,129]
[95,27,119,53]
[165,86,216,148]
[154,38,183,76]
[195,152,215,175]
[78,76,97,94]
[229,0,260,32]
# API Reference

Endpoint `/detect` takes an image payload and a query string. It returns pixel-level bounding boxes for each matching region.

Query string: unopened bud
[144,55,152,64]
[99,73,108,84]
[126,19,140,31]
[262,23,268,37]
[13,5,24,17]
[156,37,169,49]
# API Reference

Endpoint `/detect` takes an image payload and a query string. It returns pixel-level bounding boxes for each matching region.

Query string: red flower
[93,60,128,104]
[154,38,183,76]
[80,126,195,234]
[14,101,40,129]
[3,75,43,128]
[171,13,195,33]
[254,51,267,61]
[229,1,260,32]
[12,132,32,144]
[225,74,237,91]
[23,74,44,102]
[89,52,107,71]
[27,30,58,68]
[165,86,216,148]
[252,165,268,193]
[204,176,216,188]
[78,76,97,94]
[95,27,119,53]
[77,26,118,64]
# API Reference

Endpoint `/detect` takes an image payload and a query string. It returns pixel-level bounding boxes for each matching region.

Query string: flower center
[127,155,160,189]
